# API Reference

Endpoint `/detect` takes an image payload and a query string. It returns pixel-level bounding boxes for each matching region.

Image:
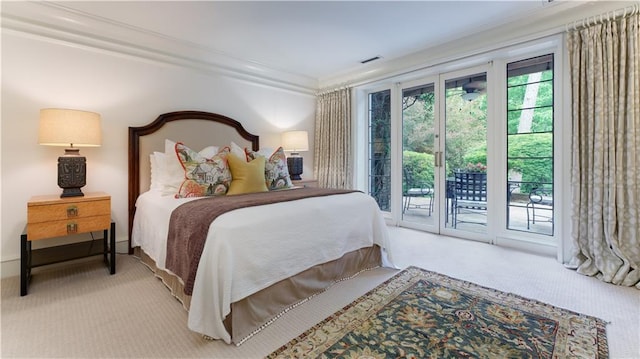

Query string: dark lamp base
[61,188,85,197]
[58,150,87,198]
[287,156,303,181]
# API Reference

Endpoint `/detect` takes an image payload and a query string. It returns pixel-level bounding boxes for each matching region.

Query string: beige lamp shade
[281,130,309,153]
[38,108,102,147]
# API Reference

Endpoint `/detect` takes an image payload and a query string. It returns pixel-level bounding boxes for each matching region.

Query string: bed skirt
[134,245,382,344]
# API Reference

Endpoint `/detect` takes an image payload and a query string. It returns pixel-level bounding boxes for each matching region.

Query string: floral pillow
[175,143,231,198]
[161,139,219,196]
[246,146,293,190]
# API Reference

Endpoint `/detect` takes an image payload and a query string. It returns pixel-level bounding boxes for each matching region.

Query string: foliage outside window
[368,89,391,211]
[506,54,554,235]
[402,86,435,194]
[445,77,488,176]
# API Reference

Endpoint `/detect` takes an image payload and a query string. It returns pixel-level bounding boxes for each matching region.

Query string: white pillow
[149,151,165,191]
[198,145,220,159]
[254,147,274,157]
[160,139,220,196]
[231,141,274,161]
[230,141,247,160]
[162,139,184,195]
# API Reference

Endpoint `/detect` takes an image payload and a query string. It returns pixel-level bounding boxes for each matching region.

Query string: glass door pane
[368,89,391,212]
[444,72,488,233]
[402,84,436,226]
[506,54,554,235]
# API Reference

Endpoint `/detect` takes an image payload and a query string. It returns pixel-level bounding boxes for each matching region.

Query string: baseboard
[1,258,20,279]
[495,236,556,258]
[1,239,130,279]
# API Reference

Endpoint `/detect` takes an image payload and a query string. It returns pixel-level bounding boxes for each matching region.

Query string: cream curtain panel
[567,10,640,288]
[314,88,352,189]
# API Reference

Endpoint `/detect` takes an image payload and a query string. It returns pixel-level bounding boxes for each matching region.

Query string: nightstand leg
[103,228,108,265]
[20,233,28,296]
[110,221,116,274]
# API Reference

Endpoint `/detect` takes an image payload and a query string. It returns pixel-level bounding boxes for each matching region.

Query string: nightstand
[292,179,318,188]
[21,191,115,296]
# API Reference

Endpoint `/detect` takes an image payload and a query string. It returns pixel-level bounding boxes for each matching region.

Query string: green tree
[508,133,552,192]
[507,69,554,193]
[444,90,487,174]
[403,92,435,154]
[403,150,434,190]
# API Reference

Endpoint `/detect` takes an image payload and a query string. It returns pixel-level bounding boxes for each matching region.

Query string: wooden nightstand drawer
[28,199,110,223]
[27,215,111,240]
[27,192,111,240]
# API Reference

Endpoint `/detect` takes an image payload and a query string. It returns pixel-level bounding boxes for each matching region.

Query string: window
[368,89,391,211]
[506,54,554,235]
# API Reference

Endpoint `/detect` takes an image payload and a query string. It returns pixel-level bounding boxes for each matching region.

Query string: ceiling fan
[461,80,487,101]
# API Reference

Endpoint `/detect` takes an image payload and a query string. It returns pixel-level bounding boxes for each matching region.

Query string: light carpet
[2,227,638,358]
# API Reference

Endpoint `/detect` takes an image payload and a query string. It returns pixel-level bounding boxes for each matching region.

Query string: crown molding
[1,1,318,95]
[318,1,626,89]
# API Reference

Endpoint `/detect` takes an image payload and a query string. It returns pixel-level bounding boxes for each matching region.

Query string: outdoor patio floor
[402,196,553,236]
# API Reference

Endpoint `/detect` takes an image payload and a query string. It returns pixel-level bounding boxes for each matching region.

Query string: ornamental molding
[1,1,318,96]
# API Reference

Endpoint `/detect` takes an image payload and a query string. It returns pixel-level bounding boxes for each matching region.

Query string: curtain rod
[566,3,639,32]
[316,84,350,96]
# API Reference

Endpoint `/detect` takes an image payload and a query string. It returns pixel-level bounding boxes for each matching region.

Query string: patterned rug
[268,266,608,358]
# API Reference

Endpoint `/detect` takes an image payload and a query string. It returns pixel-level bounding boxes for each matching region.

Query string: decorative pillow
[175,143,231,198]
[226,153,269,195]
[162,139,220,196]
[246,146,293,190]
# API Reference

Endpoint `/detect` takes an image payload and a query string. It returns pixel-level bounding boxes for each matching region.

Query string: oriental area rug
[268,266,608,359]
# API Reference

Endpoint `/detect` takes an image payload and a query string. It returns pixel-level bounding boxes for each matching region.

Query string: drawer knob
[67,222,78,234]
[66,205,78,217]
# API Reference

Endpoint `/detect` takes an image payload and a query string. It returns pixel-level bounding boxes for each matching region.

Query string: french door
[400,66,489,241]
[400,78,440,232]
[368,52,557,249]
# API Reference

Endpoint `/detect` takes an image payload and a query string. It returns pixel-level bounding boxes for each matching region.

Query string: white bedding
[132,189,394,343]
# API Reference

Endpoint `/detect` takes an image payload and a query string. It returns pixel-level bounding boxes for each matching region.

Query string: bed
[128,110,393,345]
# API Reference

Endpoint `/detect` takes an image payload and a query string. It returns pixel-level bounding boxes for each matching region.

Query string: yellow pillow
[226,153,269,195]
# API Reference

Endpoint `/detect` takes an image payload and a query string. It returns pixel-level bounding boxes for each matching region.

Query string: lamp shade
[281,130,309,153]
[38,108,102,147]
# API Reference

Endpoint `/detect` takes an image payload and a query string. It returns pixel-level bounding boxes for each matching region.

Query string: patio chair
[403,168,434,215]
[526,184,553,229]
[452,171,487,228]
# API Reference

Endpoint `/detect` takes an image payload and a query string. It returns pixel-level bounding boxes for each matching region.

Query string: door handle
[434,151,444,167]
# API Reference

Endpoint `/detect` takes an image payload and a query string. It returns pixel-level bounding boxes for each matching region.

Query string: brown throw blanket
[165,187,358,295]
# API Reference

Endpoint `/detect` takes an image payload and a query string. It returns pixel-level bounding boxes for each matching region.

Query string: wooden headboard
[128,110,259,254]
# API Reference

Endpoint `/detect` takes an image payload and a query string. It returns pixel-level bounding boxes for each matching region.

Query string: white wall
[1,30,316,277]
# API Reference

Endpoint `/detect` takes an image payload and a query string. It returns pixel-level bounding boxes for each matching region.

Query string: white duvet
[132,189,393,344]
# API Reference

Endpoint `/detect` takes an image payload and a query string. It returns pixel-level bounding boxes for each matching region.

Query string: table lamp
[282,130,308,180]
[38,108,102,197]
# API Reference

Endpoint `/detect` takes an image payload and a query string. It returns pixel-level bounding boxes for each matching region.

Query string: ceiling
[51,1,567,84]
